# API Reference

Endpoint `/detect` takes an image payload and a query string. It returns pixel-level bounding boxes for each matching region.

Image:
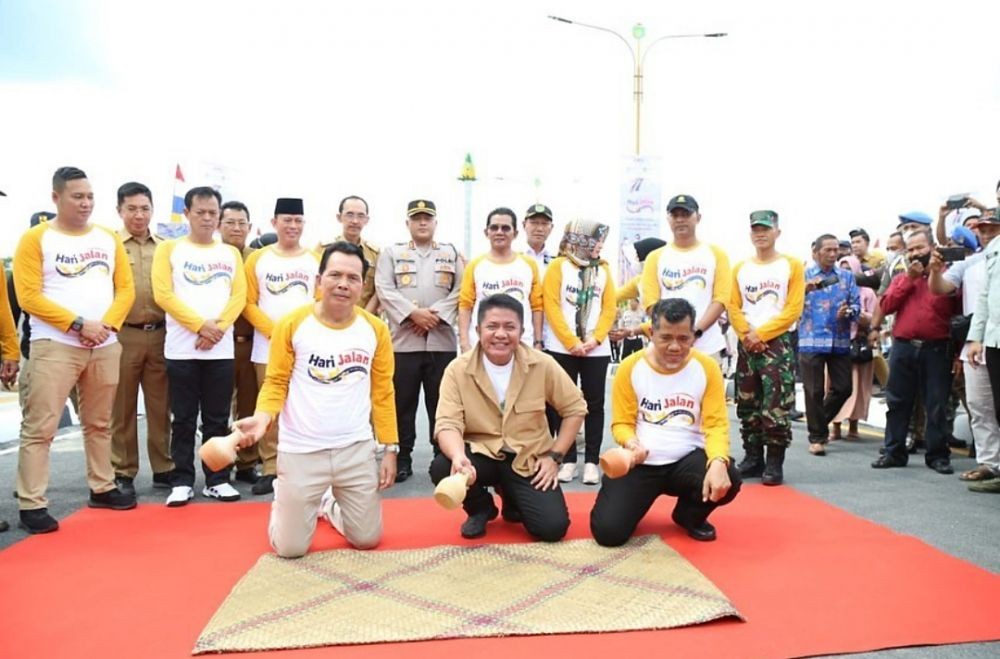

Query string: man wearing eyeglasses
[219,201,262,488]
[458,208,543,353]
[324,196,380,313]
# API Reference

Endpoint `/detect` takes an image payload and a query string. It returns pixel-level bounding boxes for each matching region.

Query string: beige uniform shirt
[375,241,463,352]
[233,245,255,339]
[326,235,379,307]
[120,229,165,326]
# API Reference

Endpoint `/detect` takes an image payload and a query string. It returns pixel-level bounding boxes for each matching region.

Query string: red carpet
[1,486,998,659]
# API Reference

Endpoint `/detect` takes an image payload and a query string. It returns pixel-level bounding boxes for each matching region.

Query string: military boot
[761,445,786,486]
[737,444,765,478]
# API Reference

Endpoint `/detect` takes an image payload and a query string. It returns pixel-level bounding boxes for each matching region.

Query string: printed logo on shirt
[660,266,708,291]
[744,279,782,304]
[639,393,697,426]
[264,270,311,295]
[54,249,110,278]
[182,260,233,286]
[306,349,371,384]
[482,278,527,301]
[563,282,602,306]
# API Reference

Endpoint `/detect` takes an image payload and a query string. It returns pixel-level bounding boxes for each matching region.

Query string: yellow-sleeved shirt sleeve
[241,248,274,337]
[101,228,136,330]
[692,351,730,465]
[640,247,665,312]
[12,224,77,332]
[542,257,579,351]
[755,256,805,342]
[709,244,732,308]
[594,262,617,342]
[362,309,399,445]
[616,275,640,304]
[255,305,311,417]
[728,261,751,340]
[458,255,483,310]
[151,240,205,333]
[0,269,20,360]
[524,255,543,311]
[216,245,247,331]
[611,352,642,445]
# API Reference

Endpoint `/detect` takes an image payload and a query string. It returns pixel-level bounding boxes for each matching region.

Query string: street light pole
[548,16,727,155]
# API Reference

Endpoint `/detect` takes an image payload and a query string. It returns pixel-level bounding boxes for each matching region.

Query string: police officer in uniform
[375,199,464,481]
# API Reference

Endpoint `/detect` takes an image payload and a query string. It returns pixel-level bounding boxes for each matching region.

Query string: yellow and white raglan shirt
[611,350,730,466]
[458,253,543,347]
[151,237,246,361]
[729,254,806,342]
[640,243,731,354]
[13,222,135,349]
[242,246,320,364]
[255,305,398,453]
[615,274,642,305]
[542,257,618,357]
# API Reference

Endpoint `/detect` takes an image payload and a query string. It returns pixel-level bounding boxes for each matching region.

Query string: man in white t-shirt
[13,166,137,534]
[235,242,399,557]
[152,187,247,506]
[241,197,318,495]
[640,194,731,361]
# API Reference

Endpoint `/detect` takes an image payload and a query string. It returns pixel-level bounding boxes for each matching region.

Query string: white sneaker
[166,486,194,507]
[202,483,241,502]
[582,462,601,485]
[557,462,577,482]
[319,487,344,535]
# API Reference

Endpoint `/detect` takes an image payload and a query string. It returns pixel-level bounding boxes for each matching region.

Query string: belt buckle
[142,323,156,331]
[911,339,924,349]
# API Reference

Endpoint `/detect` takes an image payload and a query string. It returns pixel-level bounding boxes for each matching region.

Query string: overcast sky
[1,0,998,264]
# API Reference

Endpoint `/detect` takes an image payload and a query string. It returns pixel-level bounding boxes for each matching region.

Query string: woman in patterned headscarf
[542,220,617,485]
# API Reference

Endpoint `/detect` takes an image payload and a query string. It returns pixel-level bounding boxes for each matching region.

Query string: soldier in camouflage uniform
[728,211,806,485]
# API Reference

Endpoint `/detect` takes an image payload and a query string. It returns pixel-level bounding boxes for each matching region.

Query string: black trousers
[589,448,742,547]
[545,351,610,464]
[621,337,644,360]
[166,358,234,487]
[798,352,852,442]
[393,351,454,466]
[987,347,1000,428]
[610,339,621,362]
[883,340,952,464]
[430,448,570,542]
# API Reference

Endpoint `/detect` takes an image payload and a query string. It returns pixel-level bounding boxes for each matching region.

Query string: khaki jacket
[435,343,588,477]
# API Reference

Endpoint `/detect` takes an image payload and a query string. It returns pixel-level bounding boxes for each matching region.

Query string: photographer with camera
[872,228,958,474]
[798,235,860,456]
[929,210,1000,487]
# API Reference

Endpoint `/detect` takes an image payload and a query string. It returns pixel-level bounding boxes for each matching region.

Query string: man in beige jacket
[431,293,587,540]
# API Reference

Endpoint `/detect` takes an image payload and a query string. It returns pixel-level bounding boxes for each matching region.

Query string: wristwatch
[533,340,544,348]
[70,316,84,333]
[382,444,400,454]
[546,450,565,465]
[694,328,704,339]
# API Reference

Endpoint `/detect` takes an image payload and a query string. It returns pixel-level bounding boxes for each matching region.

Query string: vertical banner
[618,155,662,284]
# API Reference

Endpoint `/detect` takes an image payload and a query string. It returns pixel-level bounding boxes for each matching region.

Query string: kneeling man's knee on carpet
[346,526,382,550]
[271,536,310,559]
[525,516,569,543]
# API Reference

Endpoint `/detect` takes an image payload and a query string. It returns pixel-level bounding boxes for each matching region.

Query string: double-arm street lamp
[548,16,727,155]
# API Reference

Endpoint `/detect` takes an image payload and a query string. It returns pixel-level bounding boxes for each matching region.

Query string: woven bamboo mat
[194,534,741,654]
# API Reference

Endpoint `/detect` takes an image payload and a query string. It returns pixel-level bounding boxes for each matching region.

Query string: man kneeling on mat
[591,298,741,545]
[234,242,398,558]
[431,293,587,540]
